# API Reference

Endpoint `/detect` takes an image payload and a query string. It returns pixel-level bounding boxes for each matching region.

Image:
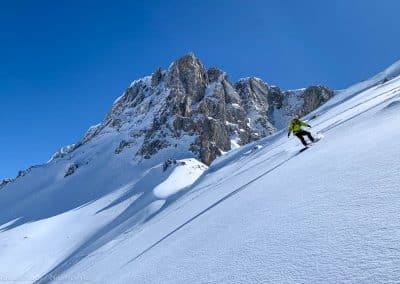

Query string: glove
[287,133,290,138]
[308,125,312,128]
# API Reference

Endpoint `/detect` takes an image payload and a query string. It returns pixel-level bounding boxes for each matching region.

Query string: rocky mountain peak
[49,53,335,166]
[207,67,225,83]
[165,53,208,103]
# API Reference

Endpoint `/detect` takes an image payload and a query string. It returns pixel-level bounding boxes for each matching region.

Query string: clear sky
[1,0,399,179]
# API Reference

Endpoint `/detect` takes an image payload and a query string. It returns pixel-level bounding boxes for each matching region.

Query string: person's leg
[303,130,315,142]
[295,133,308,146]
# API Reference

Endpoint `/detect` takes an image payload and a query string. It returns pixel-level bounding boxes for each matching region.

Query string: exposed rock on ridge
[53,53,335,166]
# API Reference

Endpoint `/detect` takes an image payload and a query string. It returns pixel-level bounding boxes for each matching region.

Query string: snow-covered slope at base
[1,61,400,283]
[0,155,208,283]
[43,66,400,283]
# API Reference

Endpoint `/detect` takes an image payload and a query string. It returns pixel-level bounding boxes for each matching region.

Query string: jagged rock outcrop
[235,79,335,130]
[165,52,208,104]
[49,144,77,161]
[151,67,163,87]
[115,140,133,154]
[1,166,38,188]
[64,163,78,178]
[234,77,280,137]
[49,53,335,166]
[0,178,13,189]
[132,54,257,164]
[300,86,335,115]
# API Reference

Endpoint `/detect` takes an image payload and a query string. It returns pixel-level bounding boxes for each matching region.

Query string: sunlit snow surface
[1,61,400,283]
[153,159,207,199]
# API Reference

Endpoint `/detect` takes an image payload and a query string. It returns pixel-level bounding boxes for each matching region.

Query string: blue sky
[1,0,399,178]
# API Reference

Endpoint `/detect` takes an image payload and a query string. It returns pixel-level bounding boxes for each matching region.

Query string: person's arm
[288,123,293,137]
[300,120,311,128]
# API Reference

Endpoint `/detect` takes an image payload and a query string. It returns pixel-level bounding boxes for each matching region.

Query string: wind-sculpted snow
[1,58,400,283]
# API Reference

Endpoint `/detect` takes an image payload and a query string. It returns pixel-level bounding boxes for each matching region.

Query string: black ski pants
[295,130,315,146]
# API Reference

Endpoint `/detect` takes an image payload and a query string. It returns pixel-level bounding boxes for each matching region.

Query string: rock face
[234,78,335,130]
[234,77,280,137]
[0,179,13,189]
[64,163,78,178]
[300,86,334,115]
[50,53,335,166]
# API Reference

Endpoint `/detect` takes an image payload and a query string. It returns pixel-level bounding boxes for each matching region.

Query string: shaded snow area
[1,61,400,283]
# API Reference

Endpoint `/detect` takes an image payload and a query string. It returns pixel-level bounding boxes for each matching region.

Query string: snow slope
[1,61,400,283]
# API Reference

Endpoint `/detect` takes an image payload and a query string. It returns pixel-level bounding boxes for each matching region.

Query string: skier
[287,116,315,147]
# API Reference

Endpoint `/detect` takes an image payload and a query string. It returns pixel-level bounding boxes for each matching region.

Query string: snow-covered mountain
[1,55,400,283]
[45,53,333,167]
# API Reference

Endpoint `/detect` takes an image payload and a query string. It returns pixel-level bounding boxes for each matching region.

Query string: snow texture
[1,60,400,283]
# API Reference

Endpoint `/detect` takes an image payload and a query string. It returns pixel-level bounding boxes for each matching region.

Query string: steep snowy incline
[1,58,399,284]
[313,58,400,117]
[46,67,400,282]
[0,138,208,283]
[0,53,334,283]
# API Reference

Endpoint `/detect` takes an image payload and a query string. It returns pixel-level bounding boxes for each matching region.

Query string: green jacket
[288,119,310,135]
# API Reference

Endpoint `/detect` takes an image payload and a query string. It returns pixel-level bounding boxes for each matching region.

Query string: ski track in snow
[2,61,400,283]
[124,81,400,267]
